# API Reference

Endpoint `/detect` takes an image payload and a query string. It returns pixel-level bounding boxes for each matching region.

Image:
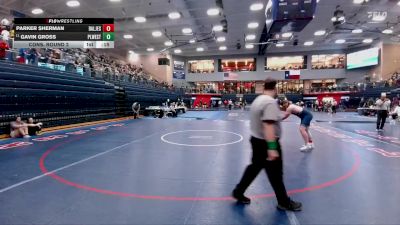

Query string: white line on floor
[286,211,301,225]
[0,132,160,194]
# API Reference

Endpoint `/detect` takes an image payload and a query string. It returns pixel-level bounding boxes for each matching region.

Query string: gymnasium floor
[0,111,399,225]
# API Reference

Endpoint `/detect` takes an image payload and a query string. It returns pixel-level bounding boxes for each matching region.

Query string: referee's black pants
[377,110,388,129]
[234,136,290,206]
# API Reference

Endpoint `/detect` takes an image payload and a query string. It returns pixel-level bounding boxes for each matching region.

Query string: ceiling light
[331,17,337,22]
[363,38,373,43]
[353,0,365,4]
[109,0,121,2]
[134,16,146,23]
[217,36,226,42]
[398,1,400,5]
[352,29,363,34]
[128,50,134,54]
[382,29,393,34]
[164,41,173,46]
[250,2,264,11]
[196,47,204,52]
[174,49,182,54]
[282,32,292,38]
[146,48,154,52]
[304,41,314,46]
[219,46,227,51]
[66,0,80,7]
[152,31,162,37]
[182,28,192,34]
[123,34,133,39]
[245,44,254,49]
[31,8,43,15]
[212,25,223,32]
[248,22,259,29]
[189,39,196,44]
[314,30,326,36]
[246,34,256,40]
[207,8,220,16]
[168,12,181,19]
[276,43,285,47]
[335,39,346,44]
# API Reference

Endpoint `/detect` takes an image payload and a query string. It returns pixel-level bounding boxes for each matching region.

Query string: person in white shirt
[390,102,400,121]
[375,93,391,131]
[10,117,30,138]
[280,100,314,152]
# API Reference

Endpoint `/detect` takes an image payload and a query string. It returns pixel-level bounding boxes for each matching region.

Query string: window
[276,80,304,94]
[265,56,307,71]
[218,58,256,72]
[188,60,214,73]
[308,79,337,93]
[217,81,256,94]
[312,54,345,69]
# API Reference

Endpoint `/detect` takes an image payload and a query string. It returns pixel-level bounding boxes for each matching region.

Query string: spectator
[390,102,400,122]
[228,99,233,110]
[26,48,38,65]
[0,37,9,60]
[10,117,30,138]
[17,48,26,63]
[27,118,43,136]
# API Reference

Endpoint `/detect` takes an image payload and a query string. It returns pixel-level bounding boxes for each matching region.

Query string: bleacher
[0,61,117,135]
[0,60,186,136]
[116,82,180,110]
[351,87,395,99]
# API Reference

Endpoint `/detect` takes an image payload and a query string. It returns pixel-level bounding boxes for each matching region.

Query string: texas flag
[284,70,301,80]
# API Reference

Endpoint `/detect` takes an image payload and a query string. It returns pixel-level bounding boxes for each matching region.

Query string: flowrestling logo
[355,130,400,144]
[109,124,124,127]
[66,130,90,135]
[91,123,125,130]
[312,125,400,158]
[91,126,109,131]
[0,142,33,150]
[32,135,68,142]
[1,123,126,151]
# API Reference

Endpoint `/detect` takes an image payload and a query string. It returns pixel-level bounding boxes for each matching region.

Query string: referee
[375,93,391,131]
[232,78,302,211]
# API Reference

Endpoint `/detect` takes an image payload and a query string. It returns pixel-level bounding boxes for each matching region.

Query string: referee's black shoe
[277,199,302,211]
[232,189,251,204]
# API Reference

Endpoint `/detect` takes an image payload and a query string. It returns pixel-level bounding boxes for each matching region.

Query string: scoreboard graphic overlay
[13,18,114,49]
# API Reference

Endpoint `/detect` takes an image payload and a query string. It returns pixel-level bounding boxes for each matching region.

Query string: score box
[102,32,114,41]
[102,24,114,32]
[96,41,114,48]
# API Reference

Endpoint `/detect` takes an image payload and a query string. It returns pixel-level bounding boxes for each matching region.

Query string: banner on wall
[173,61,185,79]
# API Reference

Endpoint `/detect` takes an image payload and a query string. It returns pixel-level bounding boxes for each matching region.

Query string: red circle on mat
[39,140,361,201]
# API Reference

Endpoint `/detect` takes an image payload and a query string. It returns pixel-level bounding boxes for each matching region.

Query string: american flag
[224,72,239,80]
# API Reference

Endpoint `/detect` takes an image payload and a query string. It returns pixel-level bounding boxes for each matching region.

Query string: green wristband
[267,141,278,150]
